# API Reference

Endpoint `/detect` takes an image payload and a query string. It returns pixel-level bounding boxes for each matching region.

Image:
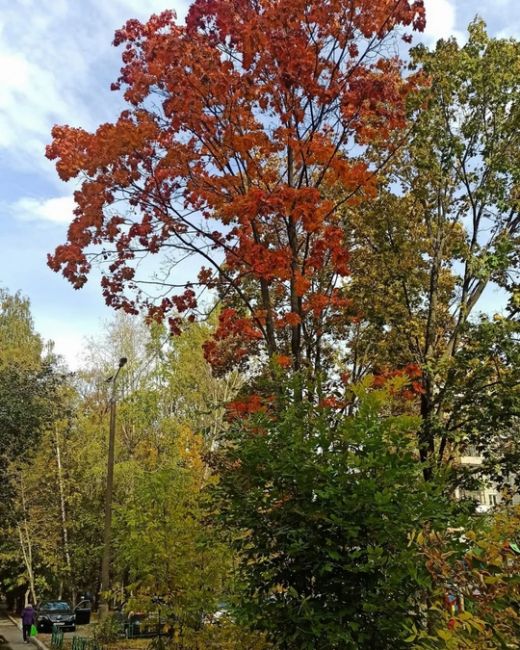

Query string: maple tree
[47,0,425,374]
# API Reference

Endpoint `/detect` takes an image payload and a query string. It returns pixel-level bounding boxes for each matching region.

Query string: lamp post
[99,357,127,621]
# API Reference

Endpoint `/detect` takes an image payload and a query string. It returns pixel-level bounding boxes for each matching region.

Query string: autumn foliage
[47,0,425,372]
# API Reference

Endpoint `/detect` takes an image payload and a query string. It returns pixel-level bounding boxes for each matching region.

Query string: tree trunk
[54,425,75,604]
[18,480,37,605]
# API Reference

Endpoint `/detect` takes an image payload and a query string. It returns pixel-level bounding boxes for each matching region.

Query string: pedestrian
[21,602,36,643]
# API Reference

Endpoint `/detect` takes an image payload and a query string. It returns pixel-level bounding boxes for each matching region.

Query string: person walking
[21,602,36,643]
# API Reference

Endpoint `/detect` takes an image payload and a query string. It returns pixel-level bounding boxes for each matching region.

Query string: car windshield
[41,602,70,611]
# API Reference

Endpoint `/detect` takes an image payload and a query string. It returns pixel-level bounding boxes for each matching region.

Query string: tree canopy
[47,0,425,375]
[9,3,519,648]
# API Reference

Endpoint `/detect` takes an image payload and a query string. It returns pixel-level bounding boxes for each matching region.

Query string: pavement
[0,615,46,650]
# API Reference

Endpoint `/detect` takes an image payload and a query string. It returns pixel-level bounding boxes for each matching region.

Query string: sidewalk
[0,615,30,650]
[0,616,47,650]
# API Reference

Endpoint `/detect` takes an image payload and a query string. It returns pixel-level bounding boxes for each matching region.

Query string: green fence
[71,636,105,650]
[50,628,104,650]
[50,627,64,650]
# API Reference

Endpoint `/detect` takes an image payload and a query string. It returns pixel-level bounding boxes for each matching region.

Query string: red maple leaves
[47,0,425,372]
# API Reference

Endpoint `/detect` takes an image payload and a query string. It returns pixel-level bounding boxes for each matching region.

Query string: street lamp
[99,357,127,621]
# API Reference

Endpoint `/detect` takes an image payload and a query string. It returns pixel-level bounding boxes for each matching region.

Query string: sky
[0,0,518,369]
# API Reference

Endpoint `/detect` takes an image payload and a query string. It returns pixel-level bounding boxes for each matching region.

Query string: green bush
[214,378,462,649]
[91,615,122,644]
[147,622,271,650]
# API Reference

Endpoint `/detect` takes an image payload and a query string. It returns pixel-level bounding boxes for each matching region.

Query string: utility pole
[99,357,127,621]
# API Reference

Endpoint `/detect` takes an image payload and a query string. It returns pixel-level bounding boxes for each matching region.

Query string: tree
[39,313,242,614]
[152,316,244,451]
[107,317,242,623]
[46,0,425,376]
[437,317,520,492]
[0,289,48,470]
[214,377,460,649]
[3,443,66,604]
[0,289,69,605]
[0,289,55,467]
[342,21,520,475]
[114,424,231,633]
[0,289,44,365]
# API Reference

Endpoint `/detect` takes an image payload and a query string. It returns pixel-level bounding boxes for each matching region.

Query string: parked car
[36,601,76,632]
[74,600,92,625]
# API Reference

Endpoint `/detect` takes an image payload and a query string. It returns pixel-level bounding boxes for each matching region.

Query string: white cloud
[0,50,75,152]
[0,0,187,181]
[423,0,465,44]
[10,195,75,225]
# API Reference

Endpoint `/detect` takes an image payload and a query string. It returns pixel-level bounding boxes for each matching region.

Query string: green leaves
[413,507,520,648]
[214,378,458,648]
[343,20,520,486]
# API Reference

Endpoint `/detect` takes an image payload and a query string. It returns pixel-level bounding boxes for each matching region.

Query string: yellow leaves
[434,628,453,643]
[176,425,206,475]
[415,506,520,648]
[409,529,425,547]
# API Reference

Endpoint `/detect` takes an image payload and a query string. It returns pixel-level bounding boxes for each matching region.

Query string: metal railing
[71,636,104,650]
[50,626,64,650]
[51,627,105,650]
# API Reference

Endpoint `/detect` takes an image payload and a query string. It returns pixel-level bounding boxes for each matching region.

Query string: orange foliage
[226,394,266,418]
[372,363,425,399]
[47,0,426,371]
[273,354,292,369]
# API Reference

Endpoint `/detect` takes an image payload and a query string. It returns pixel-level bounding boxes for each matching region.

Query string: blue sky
[0,0,517,368]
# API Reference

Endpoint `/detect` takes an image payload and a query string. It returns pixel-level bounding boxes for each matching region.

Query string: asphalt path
[0,614,33,650]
